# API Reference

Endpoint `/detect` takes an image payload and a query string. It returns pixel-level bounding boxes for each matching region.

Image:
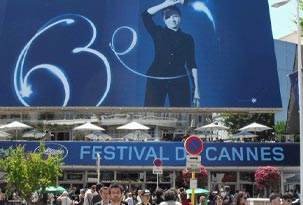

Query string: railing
[7,200,23,205]
[101,114,177,127]
[247,198,270,205]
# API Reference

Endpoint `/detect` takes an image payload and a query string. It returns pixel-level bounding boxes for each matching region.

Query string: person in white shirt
[84,189,94,205]
[57,191,72,205]
[125,192,134,205]
[137,190,143,204]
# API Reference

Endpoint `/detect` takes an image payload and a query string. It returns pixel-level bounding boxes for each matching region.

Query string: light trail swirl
[14,14,111,106]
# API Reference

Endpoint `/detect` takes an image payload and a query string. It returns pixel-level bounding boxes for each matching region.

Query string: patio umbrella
[0,121,32,139]
[195,123,228,140]
[85,131,112,141]
[195,123,228,132]
[239,122,272,133]
[117,121,150,130]
[55,186,67,193]
[124,131,152,141]
[231,131,258,139]
[22,129,44,139]
[186,188,210,195]
[0,121,32,130]
[73,122,105,131]
[0,131,12,140]
[38,186,57,193]
[196,131,218,139]
[117,122,150,141]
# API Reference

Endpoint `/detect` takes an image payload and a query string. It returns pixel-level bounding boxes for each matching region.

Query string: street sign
[186,155,201,173]
[153,166,163,174]
[184,135,204,155]
[153,158,163,167]
[190,178,197,189]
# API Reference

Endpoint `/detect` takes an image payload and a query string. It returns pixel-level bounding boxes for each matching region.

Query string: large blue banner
[0,141,299,167]
[0,0,281,108]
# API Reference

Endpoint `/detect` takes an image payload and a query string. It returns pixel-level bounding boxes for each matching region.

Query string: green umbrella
[186,188,210,195]
[55,186,67,193]
[38,186,57,193]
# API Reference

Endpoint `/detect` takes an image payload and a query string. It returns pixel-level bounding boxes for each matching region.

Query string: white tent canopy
[239,122,272,133]
[0,121,32,139]
[124,131,152,141]
[22,129,44,139]
[0,131,12,139]
[0,121,32,130]
[195,123,228,132]
[117,121,150,130]
[85,131,112,141]
[73,122,105,131]
[197,132,218,139]
[231,131,258,139]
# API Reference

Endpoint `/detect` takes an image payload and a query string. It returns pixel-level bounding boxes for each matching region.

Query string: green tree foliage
[0,143,63,205]
[273,121,286,135]
[221,113,274,134]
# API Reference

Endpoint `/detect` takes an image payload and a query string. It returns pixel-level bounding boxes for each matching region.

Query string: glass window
[239,172,255,182]
[146,171,171,183]
[67,173,83,180]
[116,171,143,182]
[283,171,300,194]
[211,172,237,183]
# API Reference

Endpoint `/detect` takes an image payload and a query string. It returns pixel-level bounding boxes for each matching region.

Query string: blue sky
[268,0,297,39]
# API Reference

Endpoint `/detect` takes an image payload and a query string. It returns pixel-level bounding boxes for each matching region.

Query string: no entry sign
[184,135,204,155]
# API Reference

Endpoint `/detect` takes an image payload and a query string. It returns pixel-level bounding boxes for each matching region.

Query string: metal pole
[296,0,303,203]
[97,153,101,183]
[157,173,159,190]
[191,172,195,205]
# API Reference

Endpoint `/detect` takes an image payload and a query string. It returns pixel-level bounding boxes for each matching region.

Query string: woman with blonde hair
[198,196,206,205]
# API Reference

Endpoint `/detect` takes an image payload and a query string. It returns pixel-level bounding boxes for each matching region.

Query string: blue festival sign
[0,141,299,167]
[0,0,281,109]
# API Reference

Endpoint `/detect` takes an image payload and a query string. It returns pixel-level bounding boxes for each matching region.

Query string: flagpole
[295,0,303,202]
[96,153,101,183]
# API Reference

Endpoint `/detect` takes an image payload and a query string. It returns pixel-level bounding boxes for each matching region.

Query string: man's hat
[143,189,151,196]
[163,6,181,19]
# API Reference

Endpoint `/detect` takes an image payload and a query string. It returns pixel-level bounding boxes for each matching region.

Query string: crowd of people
[269,192,300,205]
[32,184,251,205]
[0,184,300,205]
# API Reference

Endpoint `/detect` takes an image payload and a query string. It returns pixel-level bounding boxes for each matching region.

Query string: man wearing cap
[142,0,200,108]
[136,190,151,205]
